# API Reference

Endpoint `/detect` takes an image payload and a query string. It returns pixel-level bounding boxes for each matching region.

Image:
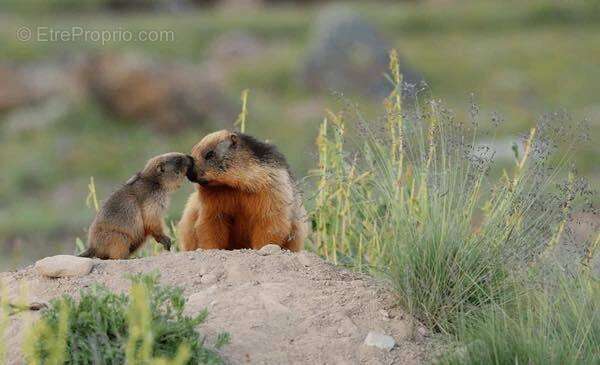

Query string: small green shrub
[25,273,227,364]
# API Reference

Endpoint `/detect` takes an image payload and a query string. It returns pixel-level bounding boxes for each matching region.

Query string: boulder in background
[303,5,423,99]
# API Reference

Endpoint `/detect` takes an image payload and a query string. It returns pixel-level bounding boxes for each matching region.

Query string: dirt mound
[1,249,430,364]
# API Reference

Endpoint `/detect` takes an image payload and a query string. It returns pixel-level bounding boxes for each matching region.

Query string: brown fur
[179,130,309,252]
[80,152,193,259]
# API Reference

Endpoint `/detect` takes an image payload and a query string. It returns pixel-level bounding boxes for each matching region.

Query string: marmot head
[187,130,288,191]
[132,152,194,192]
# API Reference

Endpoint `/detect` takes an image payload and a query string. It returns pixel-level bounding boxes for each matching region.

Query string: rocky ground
[0,248,431,364]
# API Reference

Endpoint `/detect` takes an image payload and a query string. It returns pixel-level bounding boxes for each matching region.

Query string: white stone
[257,244,282,256]
[363,331,395,351]
[35,255,94,278]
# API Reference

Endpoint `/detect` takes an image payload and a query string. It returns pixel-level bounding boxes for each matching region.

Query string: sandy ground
[0,249,430,364]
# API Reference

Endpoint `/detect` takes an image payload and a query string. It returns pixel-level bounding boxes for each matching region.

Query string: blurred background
[0,0,598,270]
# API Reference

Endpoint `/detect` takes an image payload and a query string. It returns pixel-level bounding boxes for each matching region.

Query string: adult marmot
[179,130,308,251]
[80,152,193,259]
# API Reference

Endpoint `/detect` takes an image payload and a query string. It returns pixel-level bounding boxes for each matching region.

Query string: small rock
[417,326,429,338]
[258,244,282,256]
[35,255,94,278]
[364,331,396,351]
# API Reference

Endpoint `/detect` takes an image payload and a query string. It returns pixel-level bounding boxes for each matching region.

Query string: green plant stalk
[235,89,249,133]
[86,176,100,213]
[126,281,155,364]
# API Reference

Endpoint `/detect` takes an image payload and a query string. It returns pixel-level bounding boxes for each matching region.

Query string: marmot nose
[185,155,195,166]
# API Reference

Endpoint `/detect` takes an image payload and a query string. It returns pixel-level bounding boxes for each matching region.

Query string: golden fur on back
[179,130,308,251]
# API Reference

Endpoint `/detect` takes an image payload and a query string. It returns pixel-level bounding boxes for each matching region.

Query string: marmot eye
[204,150,215,160]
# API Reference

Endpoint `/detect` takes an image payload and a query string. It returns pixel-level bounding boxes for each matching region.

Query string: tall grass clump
[442,273,599,365]
[24,273,227,364]
[312,50,597,338]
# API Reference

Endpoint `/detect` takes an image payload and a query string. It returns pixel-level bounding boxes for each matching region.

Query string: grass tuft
[442,275,600,365]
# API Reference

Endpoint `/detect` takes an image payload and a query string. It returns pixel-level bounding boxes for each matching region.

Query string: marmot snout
[179,130,309,252]
[80,152,193,259]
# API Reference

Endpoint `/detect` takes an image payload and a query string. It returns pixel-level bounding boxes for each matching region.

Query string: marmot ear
[230,133,238,147]
[157,163,165,174]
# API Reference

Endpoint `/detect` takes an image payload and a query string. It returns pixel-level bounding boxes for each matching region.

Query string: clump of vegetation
[442,275,599,365]
[23,273,228,365]
[311,50,598,363]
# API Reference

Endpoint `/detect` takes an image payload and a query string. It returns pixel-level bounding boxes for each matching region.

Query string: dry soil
[1,249,431,364]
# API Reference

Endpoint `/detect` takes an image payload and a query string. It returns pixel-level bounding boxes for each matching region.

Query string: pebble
[363,331,396,351]
[35,255,94,278]
[257,244,282,256]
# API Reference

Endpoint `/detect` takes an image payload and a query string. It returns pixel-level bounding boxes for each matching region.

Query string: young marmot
[79,152,194,259]
[179,130,309,252]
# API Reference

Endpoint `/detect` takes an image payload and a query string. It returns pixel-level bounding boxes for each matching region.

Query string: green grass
[310,51,599,362]
[22,273,228,364]
[441,275,600,365]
